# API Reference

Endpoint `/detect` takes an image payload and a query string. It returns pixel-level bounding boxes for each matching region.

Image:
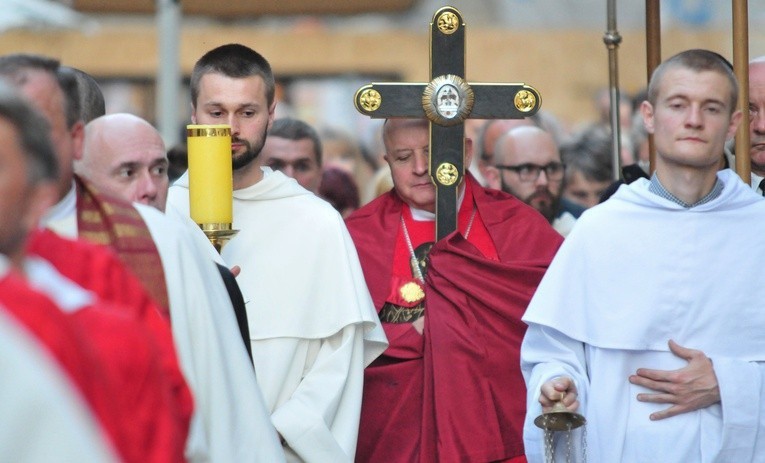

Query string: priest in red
[346,119,562,462]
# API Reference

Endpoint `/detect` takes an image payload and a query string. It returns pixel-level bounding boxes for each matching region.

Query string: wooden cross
[354,6,542,240]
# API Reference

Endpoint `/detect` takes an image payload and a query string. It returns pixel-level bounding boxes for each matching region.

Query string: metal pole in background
[156,0,181,148]
[604,0,623,181]
[733,0,750,182]
[645,0,661,175]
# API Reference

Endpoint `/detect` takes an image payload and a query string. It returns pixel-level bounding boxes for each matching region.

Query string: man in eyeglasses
[485,125,584,236]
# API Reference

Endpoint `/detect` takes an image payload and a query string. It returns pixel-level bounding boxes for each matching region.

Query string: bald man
[77,113,169,211]
[473,118,535,185]
[485,126,583,237]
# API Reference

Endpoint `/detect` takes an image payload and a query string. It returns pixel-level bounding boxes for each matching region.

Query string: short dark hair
[62,66,105,123]
[269,118,323,165]
[560,125,613,184]
[0,82,59,184]
[0,53,81,129]
[190,43,275,109]
[647,49,738,112]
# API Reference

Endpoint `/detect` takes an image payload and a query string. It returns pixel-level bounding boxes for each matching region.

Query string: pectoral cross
[354,6,542,240]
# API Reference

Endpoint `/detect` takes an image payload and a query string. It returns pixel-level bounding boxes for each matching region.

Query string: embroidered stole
[75,176,171,318]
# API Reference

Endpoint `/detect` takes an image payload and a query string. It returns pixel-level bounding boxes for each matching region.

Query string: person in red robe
[26,226,194,439]
[346,119,563,462]
[0,268,121,457]
[0,80,188,463]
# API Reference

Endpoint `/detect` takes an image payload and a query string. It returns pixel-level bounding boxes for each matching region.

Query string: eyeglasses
[495,162,565,182]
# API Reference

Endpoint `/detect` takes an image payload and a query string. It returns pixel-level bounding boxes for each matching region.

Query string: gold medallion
[436,162,459,186]
[437,11,459,35]
[400,281,425,303]
[514,89,537,112]
[355,86,382,113]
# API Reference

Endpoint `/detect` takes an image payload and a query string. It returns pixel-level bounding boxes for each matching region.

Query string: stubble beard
[527,189,560,223]
[232,126,268,171]
[501,176,559,223]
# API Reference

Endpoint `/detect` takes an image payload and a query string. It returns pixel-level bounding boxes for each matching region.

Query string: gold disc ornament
[399,281,425,303]
[356,87,382,113]
[435,162,459,186]
[514,89,537,113]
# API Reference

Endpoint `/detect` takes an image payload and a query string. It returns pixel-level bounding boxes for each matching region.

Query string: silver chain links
[541,422,587,463]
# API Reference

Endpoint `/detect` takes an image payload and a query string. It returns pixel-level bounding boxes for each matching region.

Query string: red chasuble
[347,175,562,462]
[75,175,170,317]
[25,228,193,456]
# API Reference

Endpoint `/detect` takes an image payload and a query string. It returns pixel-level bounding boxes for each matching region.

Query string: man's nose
[413,152,428,175]
[227,115,240,136]
[138,171,158,200]
[685,106,703,128]
[752,111,765,135]
[534,168,549,186]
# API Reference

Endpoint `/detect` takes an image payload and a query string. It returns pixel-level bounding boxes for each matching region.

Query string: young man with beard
[167,43,387,463]
[485,125,584,237]
[522,49,765,462]
[346,118,562,462]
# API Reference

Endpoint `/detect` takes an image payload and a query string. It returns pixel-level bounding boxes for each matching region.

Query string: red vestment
[25,229,192,463]
[346,176,562,462]
[0,271,122,459]
[75,175,170,317]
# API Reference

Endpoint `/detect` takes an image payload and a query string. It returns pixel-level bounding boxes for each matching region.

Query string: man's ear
[70,121,85,161]
[464,137,474,167]
[24,181,58,232]
[484,165,501,190]
[190,103,197,124]
[640,100,655,134]
[267,101,277,131]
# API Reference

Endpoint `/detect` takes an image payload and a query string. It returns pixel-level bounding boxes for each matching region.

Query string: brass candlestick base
[534,401,586,431]
[200,223,239,253]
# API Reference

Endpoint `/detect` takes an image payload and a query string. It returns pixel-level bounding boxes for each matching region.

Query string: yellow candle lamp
[187,124,233,225]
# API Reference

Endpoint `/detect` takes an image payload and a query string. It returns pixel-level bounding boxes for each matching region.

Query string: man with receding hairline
[0,52,284,463]
[260,117,323,194]
[347,117,562,462]
[485,125,583,236]
[77,113,169,210]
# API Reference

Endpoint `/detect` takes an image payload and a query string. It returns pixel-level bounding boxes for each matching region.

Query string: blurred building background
[1,0,763,152]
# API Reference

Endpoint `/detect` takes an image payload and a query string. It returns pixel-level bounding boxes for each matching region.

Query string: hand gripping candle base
[187,124,239,252]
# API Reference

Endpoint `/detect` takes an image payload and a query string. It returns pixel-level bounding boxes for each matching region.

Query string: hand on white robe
[629,339,721,421]
[539,376,581,414]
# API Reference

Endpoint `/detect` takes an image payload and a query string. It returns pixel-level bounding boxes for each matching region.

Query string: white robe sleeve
[521,323,589,463]
[263,324,367,463]
[0,311,119,463]
[708,356,765,461]
[134,204,285,463]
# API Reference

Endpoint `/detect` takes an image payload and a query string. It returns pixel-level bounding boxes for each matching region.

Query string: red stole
[75,175,170,317]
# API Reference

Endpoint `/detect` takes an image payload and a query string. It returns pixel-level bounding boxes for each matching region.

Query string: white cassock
[169,168,388,463]
[41,183,284,463]
[0,306,119,463]
[521,169,765,462]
